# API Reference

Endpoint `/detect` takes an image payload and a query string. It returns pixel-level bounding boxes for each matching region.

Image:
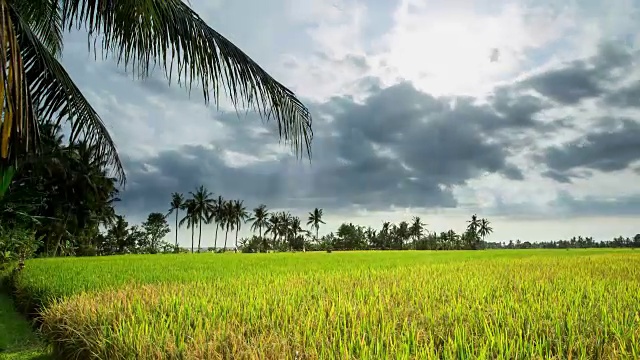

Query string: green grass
[8,250,640,359]
[0,293,51,360]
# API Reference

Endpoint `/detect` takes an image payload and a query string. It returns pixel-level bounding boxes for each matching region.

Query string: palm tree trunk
[224,228,229,252]
[175,212,179,247]
[191,225,195,253]
[235,229,239,252]
[198,219,202,253]
[214,224,219,250]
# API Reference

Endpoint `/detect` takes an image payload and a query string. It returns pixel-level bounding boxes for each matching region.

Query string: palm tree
[467,214,480,234]
[288,215,302,251]
[189,186,214,253]
[167,192,185,249]
[179,199,197,253]
[478,218,493,245]
[232,200,249,252]
[306,208,326,242]
[222,200,235,252]
[467,214,481,250]
[208,195,224,251]
[278,212,292,248]
[409,216,425,249]
[249,204,269,252]
[265,213,281,251]
[0,0,313,199]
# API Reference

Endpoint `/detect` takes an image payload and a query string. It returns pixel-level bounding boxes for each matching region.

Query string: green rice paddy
[6,250,640,359]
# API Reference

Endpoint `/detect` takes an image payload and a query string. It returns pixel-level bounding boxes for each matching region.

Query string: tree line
[0,122,636,267]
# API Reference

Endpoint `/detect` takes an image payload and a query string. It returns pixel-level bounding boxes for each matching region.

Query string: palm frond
[8,3,125,183]
[13,0,63,56]
[61,0,313,158]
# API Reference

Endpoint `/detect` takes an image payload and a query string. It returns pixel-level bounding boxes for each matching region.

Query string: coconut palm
[288,215,302,251]
[207,195,224,251]
[467,214,480,234]
[265,213,281,250]
[409,216,425,248]
[0,0,313,199]
[478,218,493,244]
[222,200,234,252]
[306,208,325,242]
[232,200,248,252]
[189,186,213,253]
[248,204,269,252]
[167,192,185,249]
[466,214,481,249]
[179,199,197,253]
[278,212,292,248]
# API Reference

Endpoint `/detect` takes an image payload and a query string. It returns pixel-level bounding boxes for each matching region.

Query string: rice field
[8,250,640,359]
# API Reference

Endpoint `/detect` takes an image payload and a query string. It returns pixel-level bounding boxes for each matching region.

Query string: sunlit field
[10,250,640,359]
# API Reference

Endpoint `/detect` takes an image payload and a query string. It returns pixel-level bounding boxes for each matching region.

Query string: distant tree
[222,201,235,252]
[189,186,214,253]
[466,214,481,249]
[207,196,225,251]
[265,213,281,251]
[106,215,129,255]
[467,214,480,232]
[478,218,493,246]
[126,225,147,253]
[167,193,185,249]
[307,208,326,243]
[142,213,171,253]
[249,204,270,252]
[179,199,197,253]
[409,216,425,249]
[395,221,410,249]
[232,200,249,252]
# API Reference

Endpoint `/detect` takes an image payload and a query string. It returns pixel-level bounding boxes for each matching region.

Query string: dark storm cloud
[523,43,635,105]
[118,81,545,217]
[117,145,290,217]
[113,41,640,219]
[553,191,640,217]
[542,118,640,182]
[604,81,640,108]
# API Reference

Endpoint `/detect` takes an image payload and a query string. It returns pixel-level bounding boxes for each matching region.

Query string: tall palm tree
[278,212,291,248]
[232,200,248,252]
[189,185,213,253]
[467,214,480,234]
[179,199,197,253]
[249,204,269,238]
[467,214,481,250]
[478,218,493,245]
[248,204,269,252]
[265,213,281,251]
[289,215,302,251]
[222,200,234,252]
[208,195,224,251]
[0,0,313,199]
[306,208,325,242]
[409,216,425,247]
[167,192,185,249]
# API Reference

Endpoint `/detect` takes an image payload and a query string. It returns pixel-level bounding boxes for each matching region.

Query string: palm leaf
[13,0,63,56]
[8,2,125,183]
[60,0,313,158]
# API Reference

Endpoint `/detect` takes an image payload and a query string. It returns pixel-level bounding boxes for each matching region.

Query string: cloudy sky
[61,0,640,245]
